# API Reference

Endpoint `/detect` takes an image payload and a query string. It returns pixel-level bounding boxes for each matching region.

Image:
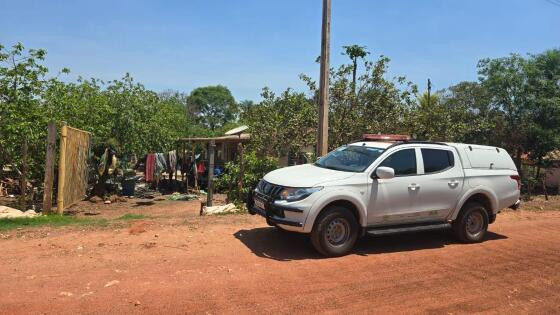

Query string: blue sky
[1,0,559,101]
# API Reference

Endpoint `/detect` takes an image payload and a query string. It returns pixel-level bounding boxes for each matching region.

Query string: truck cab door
[411,147,464,221]
[367,148,421,226]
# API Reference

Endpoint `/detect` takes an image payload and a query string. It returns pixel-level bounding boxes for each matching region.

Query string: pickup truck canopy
[449,143,516,170]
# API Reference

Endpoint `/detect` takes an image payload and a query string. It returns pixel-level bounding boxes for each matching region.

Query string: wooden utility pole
[42,122,57,214]
[317,0,331,157]
[206,139,215,207]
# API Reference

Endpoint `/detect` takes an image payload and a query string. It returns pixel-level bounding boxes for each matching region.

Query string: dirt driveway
[1,199,559,314]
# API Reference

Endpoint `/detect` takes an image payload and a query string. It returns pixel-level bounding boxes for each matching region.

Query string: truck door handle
[448,180,459,188]
[408,183,419,191]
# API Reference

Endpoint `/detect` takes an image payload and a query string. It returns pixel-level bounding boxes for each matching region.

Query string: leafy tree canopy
[186,85,238,131]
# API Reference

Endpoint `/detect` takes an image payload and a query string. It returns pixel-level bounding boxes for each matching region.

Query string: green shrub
[216,151,278,202]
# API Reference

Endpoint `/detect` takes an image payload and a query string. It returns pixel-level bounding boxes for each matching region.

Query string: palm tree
[342,45,369,93]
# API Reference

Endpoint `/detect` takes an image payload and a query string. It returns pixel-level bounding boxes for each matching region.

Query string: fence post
[207,139,215,207]
[42,122,57,214]
[237,141,244,199]
[56,124,68,214]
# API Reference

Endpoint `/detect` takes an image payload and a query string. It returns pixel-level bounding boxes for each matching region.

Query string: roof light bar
[362,134,411,141]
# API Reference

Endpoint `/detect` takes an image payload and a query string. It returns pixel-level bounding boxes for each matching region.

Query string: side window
[378,149,417,176]
[421,148,454,173]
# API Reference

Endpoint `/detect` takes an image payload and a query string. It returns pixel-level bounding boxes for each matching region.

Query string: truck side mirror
[375,167,395,180]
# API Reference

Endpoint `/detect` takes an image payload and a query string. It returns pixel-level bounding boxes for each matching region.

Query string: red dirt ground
[1,198,560,314]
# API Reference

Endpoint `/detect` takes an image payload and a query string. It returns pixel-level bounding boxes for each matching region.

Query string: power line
[545,0,560,7]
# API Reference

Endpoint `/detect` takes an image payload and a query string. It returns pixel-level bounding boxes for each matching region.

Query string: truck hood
[263,164,355,187]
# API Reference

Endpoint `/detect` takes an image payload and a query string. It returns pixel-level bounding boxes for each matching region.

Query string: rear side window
[378,149,417,176]
[421,149,454,173]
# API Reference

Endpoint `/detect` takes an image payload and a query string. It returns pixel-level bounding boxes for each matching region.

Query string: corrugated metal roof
[178,133,250,143]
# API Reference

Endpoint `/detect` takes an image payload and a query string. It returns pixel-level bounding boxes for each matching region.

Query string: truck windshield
[314,145,386,172]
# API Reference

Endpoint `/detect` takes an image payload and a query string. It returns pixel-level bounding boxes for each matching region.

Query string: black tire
[452,202,489,243]
[310,206,359,257]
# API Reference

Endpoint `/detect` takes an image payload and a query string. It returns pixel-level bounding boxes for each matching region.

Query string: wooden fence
[56,125,91,213]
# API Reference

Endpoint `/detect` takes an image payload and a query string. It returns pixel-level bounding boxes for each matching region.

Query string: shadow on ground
[233,227,508,261]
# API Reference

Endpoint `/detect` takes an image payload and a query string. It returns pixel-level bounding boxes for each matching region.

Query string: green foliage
[478,50,560,173]
[186,85,238,131]
[242,88,317,158]
[0,43,49,180]
[303,54,417,149]
[117,213,147,220]
[0,215,108,231]
[407,87,494,142]
[0,42,204,187]
[2,41,559,199]
[342,44,370,90]
[215,151,278,202]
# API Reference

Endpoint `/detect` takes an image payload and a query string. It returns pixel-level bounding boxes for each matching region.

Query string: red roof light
[362,134,411,142]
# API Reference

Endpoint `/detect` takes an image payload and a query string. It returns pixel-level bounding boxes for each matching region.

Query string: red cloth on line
[197,162,206,174]
[145,153,156,182]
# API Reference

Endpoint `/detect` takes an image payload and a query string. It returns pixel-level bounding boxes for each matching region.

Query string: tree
[524,50,560,180]
[242,88,317,160]
[478,50,560,181]
[478,54,531,169]
[342,45,369,93]
[186,85,238,131]
[303,52,417,149]
[409,81,495,143]
[439,81,494,143]
[0,43,49,189]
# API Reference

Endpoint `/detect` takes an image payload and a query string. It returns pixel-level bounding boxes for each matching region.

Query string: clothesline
[145,150,177,182]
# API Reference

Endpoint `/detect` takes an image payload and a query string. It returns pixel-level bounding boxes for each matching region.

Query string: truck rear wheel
[452,202,489,243]
[311,206,358,257]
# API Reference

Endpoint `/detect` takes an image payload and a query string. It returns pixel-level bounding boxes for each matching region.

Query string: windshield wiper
[314,163,354,172]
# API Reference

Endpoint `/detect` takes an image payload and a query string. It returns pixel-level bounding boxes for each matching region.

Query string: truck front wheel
[311,206,358,257]
[452,202,489,243]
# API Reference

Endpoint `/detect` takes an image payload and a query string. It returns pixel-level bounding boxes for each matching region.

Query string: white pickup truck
[248,135,521,257]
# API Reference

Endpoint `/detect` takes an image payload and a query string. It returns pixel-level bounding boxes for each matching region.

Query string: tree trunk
[352,59,357,94]
[19,138,28,209]
[542,177,548,201]
[515,148,523,178]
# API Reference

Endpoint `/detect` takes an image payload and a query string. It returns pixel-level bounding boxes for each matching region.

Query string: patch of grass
[117,213,147,220]
[0,215,108,231]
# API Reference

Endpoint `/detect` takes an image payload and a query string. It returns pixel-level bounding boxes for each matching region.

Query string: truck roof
[349,141,516,170]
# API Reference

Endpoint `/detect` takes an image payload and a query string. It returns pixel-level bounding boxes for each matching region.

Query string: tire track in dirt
[0,210,559,314]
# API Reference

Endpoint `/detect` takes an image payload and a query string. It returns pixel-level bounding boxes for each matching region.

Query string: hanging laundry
[168,150,177,173]
[108,154,118,175]
[145,153,156,182]
[197,162,206,174]
[155,153,167,176]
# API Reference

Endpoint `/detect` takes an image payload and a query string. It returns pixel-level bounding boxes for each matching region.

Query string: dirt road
[1,201,559,314]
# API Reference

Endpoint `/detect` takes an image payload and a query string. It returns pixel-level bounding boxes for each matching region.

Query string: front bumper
[248,190,305,229]
[248,204,303,227]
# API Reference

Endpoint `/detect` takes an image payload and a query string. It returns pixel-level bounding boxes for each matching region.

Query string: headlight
[279,187,322,202]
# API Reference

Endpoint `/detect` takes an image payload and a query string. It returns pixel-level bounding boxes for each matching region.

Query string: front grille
[256,180,283,199]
